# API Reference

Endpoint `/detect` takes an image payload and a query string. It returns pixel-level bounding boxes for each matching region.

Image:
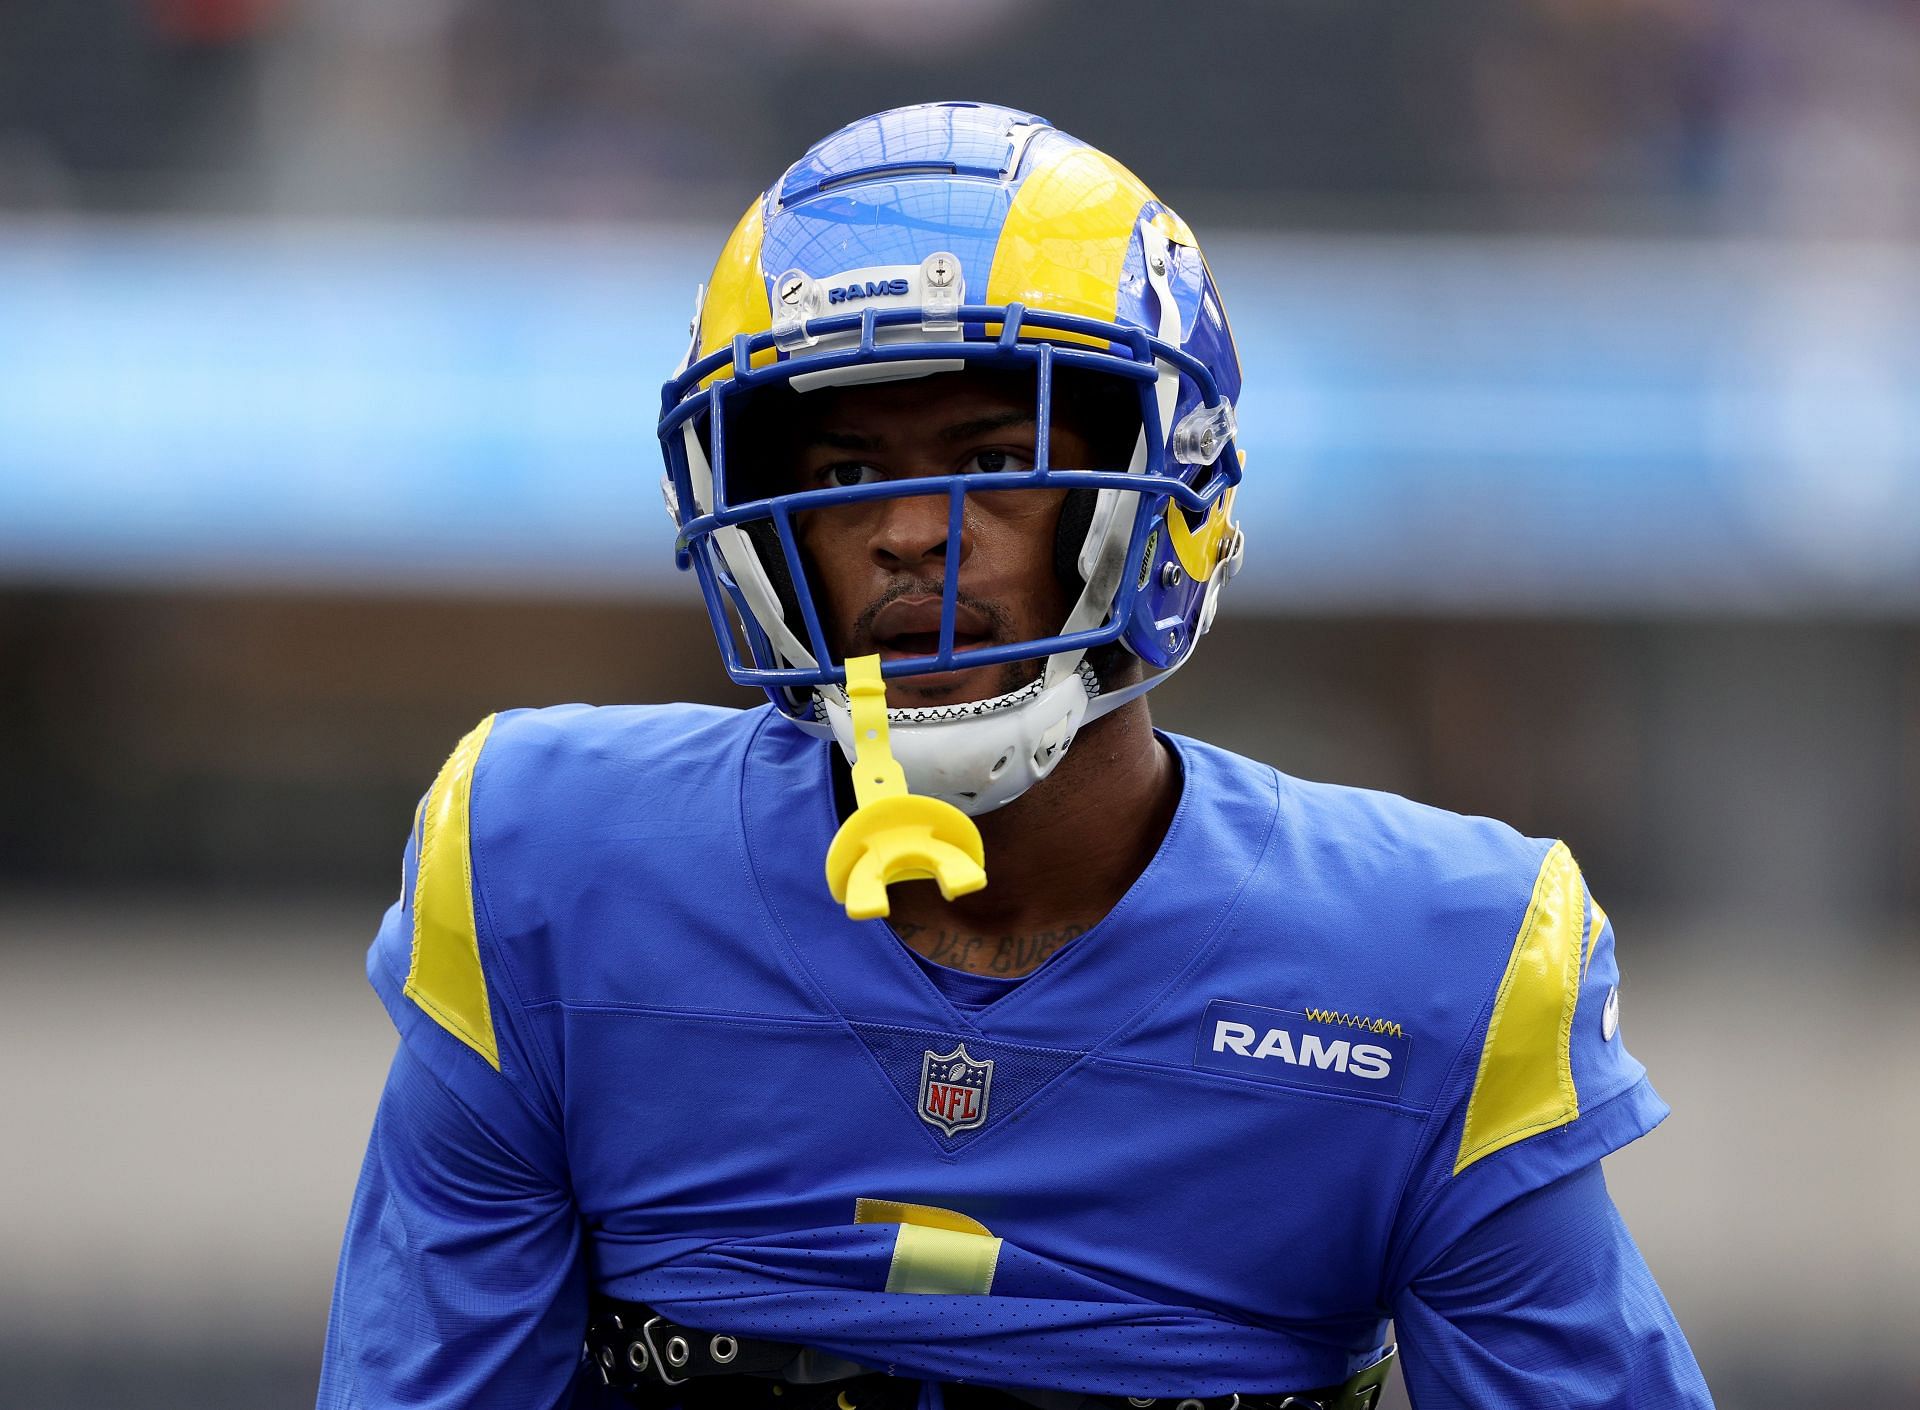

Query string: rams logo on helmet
[826,278,911,304]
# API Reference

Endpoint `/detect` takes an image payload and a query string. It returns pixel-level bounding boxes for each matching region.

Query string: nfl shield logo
[918,1043,993,1136]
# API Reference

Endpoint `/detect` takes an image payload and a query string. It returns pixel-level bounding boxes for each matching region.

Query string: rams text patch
[1194,999,1410,1100]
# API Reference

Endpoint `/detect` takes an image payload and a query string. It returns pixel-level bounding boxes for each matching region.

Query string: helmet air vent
[816,162,959,194]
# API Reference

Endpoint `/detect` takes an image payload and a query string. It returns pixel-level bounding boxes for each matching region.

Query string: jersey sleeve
[1392,1164,1713,1408]
[1387,842,1671,1289]
[317,1043,597,1409]
[364,713,560,1142]
[319,714,594,1409]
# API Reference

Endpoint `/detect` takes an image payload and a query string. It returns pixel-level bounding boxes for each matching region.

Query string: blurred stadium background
[2,2,1918,1406]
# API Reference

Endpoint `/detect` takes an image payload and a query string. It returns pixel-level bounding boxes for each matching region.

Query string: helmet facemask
[664,309,1232,814]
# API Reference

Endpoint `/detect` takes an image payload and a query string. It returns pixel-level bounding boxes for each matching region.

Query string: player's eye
[965,449,1028,475]
[816,462,884,489]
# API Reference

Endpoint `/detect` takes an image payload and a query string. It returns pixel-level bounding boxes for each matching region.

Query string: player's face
[783,372,1089,707]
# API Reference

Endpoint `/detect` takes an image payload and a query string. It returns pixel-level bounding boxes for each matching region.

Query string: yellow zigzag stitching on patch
[1304,1008,1405,1038]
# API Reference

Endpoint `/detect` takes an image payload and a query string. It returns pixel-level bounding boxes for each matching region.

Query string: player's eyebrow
[807,428,882,452]
[938,410,1033,443]
[805,410,1032,454]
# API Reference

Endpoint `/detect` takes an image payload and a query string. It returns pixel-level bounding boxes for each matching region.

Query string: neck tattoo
[890,920,1089,979]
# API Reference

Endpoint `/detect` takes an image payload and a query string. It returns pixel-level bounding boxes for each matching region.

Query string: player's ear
[1049,367,1141,594]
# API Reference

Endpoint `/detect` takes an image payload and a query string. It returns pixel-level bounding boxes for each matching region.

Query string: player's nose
[868,487,972,575]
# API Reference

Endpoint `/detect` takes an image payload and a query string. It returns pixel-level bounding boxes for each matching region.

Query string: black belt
[586,1298,1392,1410]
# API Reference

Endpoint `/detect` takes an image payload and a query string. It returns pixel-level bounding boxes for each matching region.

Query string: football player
[319,103,1712,1409]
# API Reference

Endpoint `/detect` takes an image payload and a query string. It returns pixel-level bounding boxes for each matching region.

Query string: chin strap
[824,656,988,921]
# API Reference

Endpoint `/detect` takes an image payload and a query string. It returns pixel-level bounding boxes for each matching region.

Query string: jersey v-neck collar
[738,708,1275,1053]
[905,948,1027,1009]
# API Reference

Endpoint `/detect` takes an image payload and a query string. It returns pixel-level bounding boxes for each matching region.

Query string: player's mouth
[866,597,1000,696]
[875,630,991,658]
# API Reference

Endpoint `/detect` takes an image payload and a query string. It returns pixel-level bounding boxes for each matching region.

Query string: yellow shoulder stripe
[856,1199,1001,1295]
[1454,841,1585,1175]
[405,715,501,1070]
[1584,895,1609,980]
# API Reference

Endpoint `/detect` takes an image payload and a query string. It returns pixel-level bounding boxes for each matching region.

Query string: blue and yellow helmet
[659,101,1245,812]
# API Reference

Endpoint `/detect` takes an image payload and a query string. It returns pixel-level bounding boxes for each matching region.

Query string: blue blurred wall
[3,224,1917,610]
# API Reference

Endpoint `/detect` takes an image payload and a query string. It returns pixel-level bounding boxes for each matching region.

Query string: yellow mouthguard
[824,654,987,921]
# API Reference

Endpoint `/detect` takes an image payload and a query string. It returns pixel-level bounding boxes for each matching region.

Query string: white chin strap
[798,657,1176,817]
[802,662,1083,816]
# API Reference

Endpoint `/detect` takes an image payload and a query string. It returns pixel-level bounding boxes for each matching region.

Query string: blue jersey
[319,704,1710,1407]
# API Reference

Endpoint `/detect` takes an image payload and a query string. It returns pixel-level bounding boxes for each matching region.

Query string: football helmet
[658,101,1245,814]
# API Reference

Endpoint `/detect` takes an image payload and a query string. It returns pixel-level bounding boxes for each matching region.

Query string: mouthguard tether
[824,655,988,921]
